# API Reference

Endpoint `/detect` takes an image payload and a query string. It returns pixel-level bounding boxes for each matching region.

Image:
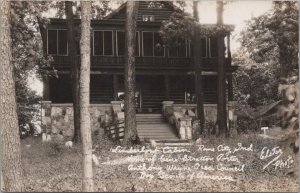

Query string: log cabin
[40,1,238,141]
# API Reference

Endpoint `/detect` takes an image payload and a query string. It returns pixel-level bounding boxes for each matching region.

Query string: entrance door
[136,75,165,113]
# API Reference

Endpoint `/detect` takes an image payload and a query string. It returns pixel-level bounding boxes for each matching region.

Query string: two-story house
[40,1,237,140]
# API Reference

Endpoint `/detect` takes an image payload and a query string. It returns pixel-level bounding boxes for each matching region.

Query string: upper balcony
[46,28,236,72]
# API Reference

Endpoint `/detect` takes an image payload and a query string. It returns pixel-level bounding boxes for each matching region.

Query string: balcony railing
[51,55,232,70]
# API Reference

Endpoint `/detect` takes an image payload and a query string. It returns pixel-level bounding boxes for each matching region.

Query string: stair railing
[104,121,125,141]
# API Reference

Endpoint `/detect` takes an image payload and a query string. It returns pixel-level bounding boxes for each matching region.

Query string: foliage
[233,1,298,109]
[232,50,279,108]
[277,76,299,152]
[52,1,111,19]
[11,1,54,131]
[160,11,234,47]
[239,1,298,78]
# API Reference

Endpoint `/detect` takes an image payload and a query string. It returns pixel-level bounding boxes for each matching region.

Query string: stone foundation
[162,101,237,139]
[41,101,113,140]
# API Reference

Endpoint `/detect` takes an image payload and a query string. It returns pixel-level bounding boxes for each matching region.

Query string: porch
[41,100,236,142]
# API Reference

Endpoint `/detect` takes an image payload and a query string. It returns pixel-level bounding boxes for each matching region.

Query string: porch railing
[51,55,232,70]
[104,121,125,142]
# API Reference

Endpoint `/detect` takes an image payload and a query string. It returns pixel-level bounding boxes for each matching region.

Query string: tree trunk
[123,1,140,145]
[193,1,205,137]
[0,1,24,191]
[79,1,93,191]
[216,0,228,137]
[66,1,81,143]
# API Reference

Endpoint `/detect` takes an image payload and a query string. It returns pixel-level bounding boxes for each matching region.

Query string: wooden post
[165,75,170,100]
[113,74,119,100]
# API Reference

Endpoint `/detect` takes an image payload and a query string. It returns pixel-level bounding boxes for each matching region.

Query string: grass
[21,132,298,192]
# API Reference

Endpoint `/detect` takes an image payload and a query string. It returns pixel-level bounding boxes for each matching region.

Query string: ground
[22,133,298,192]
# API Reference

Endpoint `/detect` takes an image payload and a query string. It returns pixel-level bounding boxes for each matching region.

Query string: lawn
[21,133,298,192]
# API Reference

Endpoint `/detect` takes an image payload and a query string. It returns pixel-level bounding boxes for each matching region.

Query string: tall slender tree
[79,1,93,191]
[65,1,81,143]
[123,1,140,145]
[216,0,228,136]
[0,0,24,191]
[193,1,205,137]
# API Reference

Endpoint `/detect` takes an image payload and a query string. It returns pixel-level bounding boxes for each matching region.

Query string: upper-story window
[142,15,155,22]
[94,30,113,56]
[190,37,218,58]
[47,29,68,55]
[116,31,140,56]
[209,37,218,57]
[142,32,164,57]
[190,37,208,57]
[168,38,189,57]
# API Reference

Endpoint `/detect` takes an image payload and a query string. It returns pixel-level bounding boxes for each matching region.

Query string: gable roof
[104,1,181,22]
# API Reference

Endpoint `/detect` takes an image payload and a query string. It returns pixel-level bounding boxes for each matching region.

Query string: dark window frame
[142,31,165,57]
[209,37,218,58]
[47,29,68,56]
[116,31,140,57]
[93,30,114,56]
[168,38,188,58]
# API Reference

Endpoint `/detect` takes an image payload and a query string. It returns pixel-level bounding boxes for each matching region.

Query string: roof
[104,1,179,20]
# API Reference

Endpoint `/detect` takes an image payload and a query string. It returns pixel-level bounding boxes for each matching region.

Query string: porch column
[164,75,170,100]
[113,74,118,100]
[228,75,233,101]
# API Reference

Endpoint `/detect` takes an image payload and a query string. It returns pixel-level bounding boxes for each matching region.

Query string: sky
[28,0,273,95]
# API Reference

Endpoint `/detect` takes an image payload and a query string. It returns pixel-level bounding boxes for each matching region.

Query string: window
[209,37,218,57]
[142,32,164,57]
[93,31,113,56]
[116,31,140,56]
[142,15,155,22]
[190,37,207,57]
[169,38,188,57]
[47,29,68,55]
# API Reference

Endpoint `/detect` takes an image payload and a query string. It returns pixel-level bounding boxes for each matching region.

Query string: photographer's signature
[260,146,294,170]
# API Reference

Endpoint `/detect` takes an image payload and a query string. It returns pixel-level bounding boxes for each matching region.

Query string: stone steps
[136,113,179,141]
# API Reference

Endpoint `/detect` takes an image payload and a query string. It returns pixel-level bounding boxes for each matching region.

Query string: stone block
[66,107,73,115]
[52,126,58,134]
[165,106,174,116]
[117,112,124,121]
[51,107,62,116]
[42,117,51,125]
[179,126,186,139]
[187,109,195,117]
[186,127,192,139]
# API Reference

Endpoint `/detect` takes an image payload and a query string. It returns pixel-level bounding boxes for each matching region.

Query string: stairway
[142,89,165,112]
[136,114,179,141]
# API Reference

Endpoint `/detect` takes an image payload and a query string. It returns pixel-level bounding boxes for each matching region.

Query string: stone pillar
[162,101,174,113]
[178,117,193,140]
[41,101,52,134]
[111,101,122,122]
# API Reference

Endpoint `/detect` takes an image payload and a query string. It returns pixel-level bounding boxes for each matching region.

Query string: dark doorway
[136,75,165,113]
